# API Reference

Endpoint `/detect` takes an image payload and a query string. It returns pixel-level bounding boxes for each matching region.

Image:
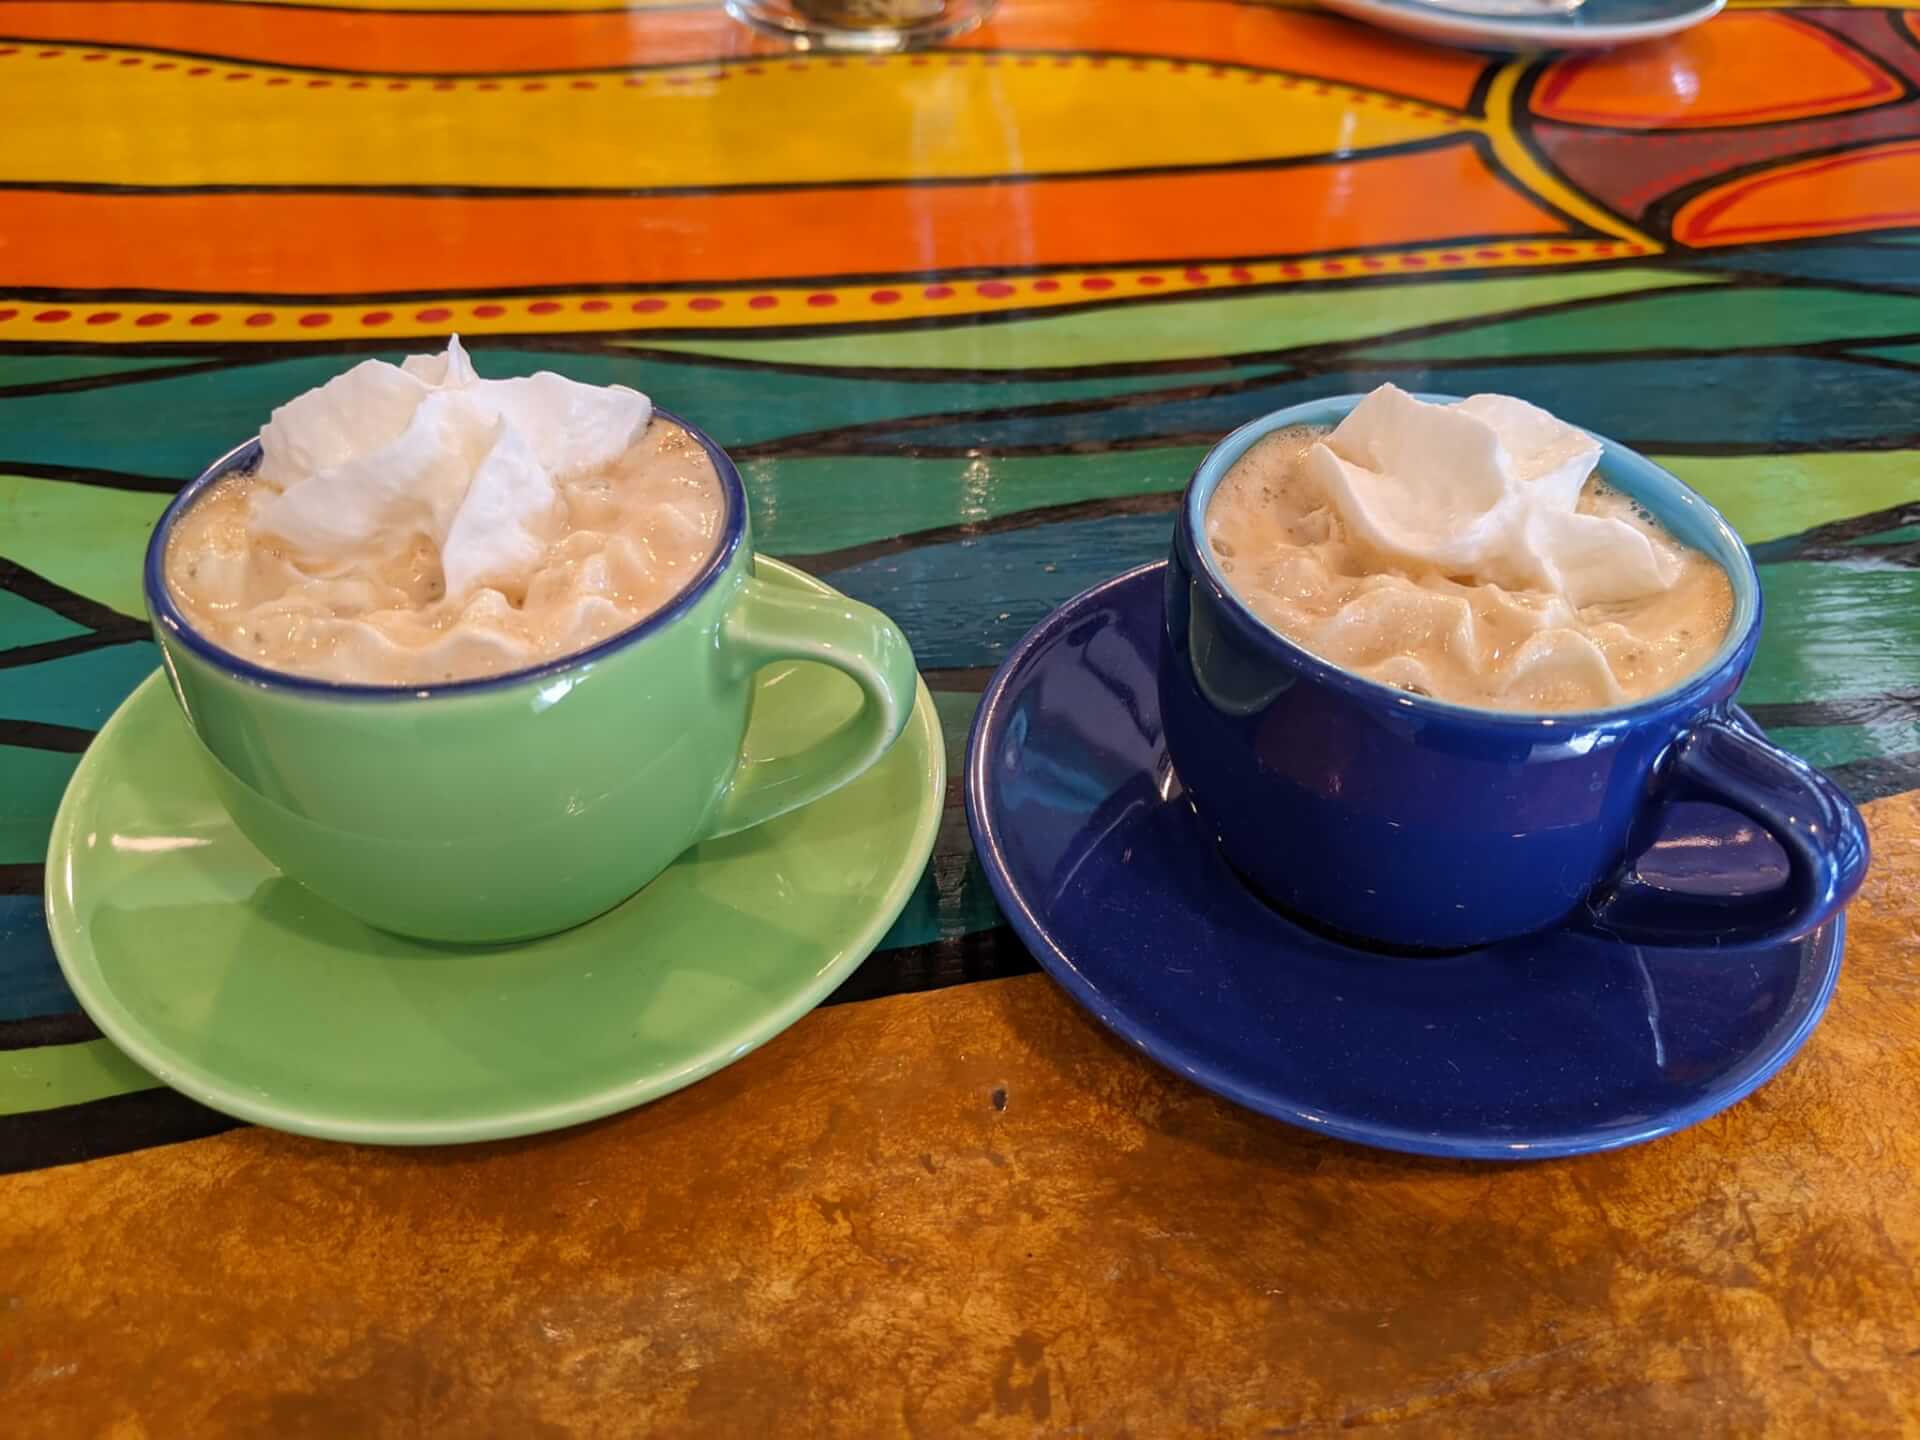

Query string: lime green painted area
[0,355,200,390]
[1654,452,1920,545]
[1745,560,1920,706]
[0,1039,159,1115]
[746,447,1204,558]
[0,474,171,619]
[647,270,1717,371]
[1,746,80,865]
[1360,286,1920,362]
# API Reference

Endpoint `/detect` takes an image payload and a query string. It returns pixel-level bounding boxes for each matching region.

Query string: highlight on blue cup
[1160,394,1870,952]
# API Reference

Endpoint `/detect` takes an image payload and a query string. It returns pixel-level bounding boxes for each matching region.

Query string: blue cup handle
[1584,708,1870,947]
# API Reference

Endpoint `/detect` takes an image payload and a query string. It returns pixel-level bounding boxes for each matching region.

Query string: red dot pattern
[0,244,1646,335]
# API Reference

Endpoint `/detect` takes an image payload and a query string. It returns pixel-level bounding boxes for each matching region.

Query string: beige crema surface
[166,419,725,685]
[1205,425,1734,713]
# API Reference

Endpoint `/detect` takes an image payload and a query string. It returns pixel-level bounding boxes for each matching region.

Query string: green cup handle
[705,571,918,839]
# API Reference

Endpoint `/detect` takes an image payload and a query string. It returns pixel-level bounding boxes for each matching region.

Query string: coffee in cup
[165,337,726,686]
[1203,386,1733,713]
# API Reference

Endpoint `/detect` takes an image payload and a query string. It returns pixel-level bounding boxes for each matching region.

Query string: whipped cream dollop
[1303,385,1678,609]
[251,336,653,602]
[1204,388,1734,712]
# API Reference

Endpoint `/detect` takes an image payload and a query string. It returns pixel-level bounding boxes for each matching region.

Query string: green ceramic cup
[143,412,919,943]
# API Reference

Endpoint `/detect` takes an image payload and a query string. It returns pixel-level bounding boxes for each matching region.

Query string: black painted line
[1750,497,1920,564]
[1824,749,1920,805]
[732,367,1292,460]
[0,134,1482,202]
[0,254,1675,361]
[0,719,95,754]
[755,428,1920,462]
[0,1013,101,1053]
[0,357,238,401]
[0,460,183,494]
[1671,262,1920,302]
[0,230,1593,309]
[0,861,43,896]
[921,666,997,693]
[823,926,1037,1008]
[1746,691,1920,731]
[0,38,1495,114]
[0,625,151,672]
[0,1086,242,1177]
[1462,60,1500,123]
[729,321,1920,460]
[0,556,143,633]
[782,491,1185,574]
[645,272,1793,387]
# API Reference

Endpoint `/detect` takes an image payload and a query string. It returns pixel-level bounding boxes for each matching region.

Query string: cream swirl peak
[1304,385,1678,609]
[250,336,654,602]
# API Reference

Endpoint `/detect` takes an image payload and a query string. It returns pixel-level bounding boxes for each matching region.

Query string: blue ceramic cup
[1162,395,1869,951]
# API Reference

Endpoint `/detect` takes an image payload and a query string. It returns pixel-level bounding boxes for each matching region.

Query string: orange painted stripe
[0,146,1571,295]
[1673,139,1920,246]
[966,1,1488,110]
[0,0,1486,106]
[1534,14,1900,130]
[0,3,766,74]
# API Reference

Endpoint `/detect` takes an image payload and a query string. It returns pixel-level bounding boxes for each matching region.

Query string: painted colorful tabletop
[4,1,1919,1432]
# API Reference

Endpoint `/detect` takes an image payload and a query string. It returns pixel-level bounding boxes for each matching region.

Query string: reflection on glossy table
[3,1,1919,1433]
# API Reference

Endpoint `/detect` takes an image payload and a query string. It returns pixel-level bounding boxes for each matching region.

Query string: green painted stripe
[1654,452,1920,547]
[1858,341,1920,366]
[748,447,1205,558]
[1765,722,1920,775]
[646,269,1717,371]
[1359,285,1920,363]
[0,355,202,390]
[0,588,85,650]
[0,642,160,736]
[0,349,1286,478]
[749,446,1916,560]
[0,474,171,620]
[0,1038,159,1116]
[0,746,81,866]
[1745,559,1920,707]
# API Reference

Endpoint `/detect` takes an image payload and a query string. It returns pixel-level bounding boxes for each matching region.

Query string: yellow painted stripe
[0,1040,160,1117]
[0,241,1648,342]
[1,47,1461,190]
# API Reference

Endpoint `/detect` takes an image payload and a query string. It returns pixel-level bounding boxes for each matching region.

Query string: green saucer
[45,560,943,1145]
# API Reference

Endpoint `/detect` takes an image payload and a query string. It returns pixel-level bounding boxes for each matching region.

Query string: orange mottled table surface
[4,0,1920,1433]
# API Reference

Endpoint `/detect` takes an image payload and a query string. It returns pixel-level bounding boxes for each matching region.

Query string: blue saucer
[964,563,1844,1161]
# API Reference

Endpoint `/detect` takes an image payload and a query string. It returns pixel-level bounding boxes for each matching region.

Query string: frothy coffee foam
[166,341,725,685]
[1205,388,1733,712]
